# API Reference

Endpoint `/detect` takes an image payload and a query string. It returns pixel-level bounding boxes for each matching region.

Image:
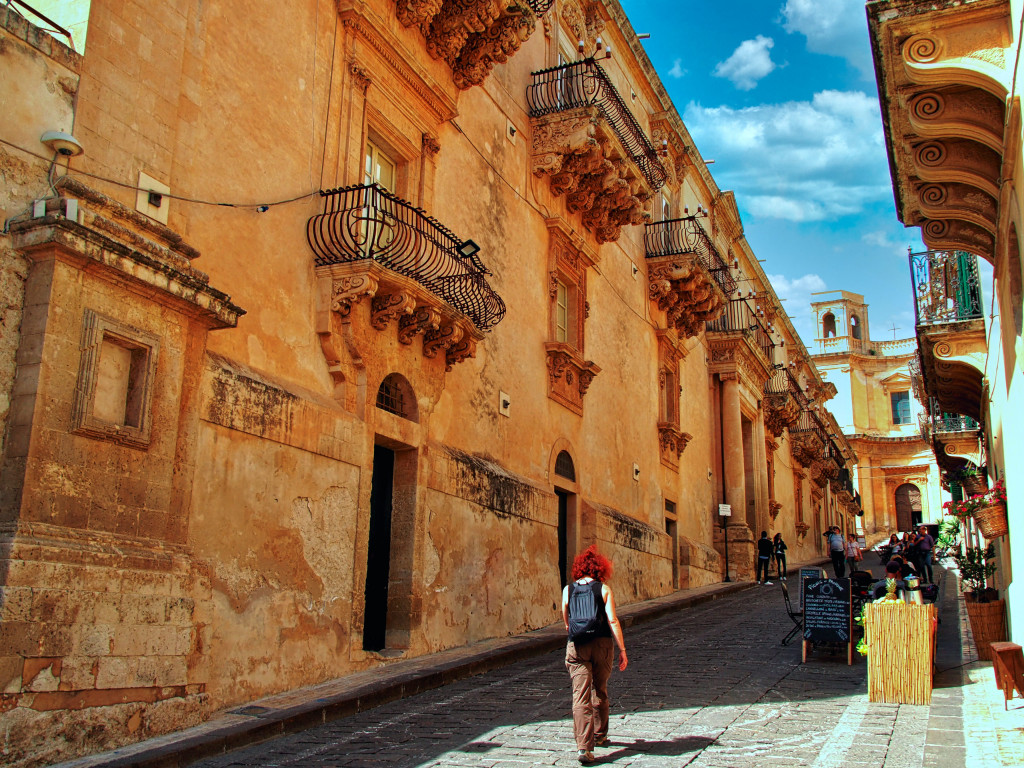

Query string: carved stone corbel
[371,291,416,330]
[399,305,442,344]
[331,274,379,316]
[424,320,464,358]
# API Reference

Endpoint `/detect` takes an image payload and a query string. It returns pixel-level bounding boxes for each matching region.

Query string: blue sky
[619,0,930,346]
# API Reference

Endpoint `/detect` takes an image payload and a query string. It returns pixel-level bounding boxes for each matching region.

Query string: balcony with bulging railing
[789,409,829,473]
[307,184,506,371]
[645,215,735,338]
[706,297,775,363]
[393,0,552,90]
[527,57,667,243]
[763,367,808,437]
[907,248,987,426]
[910,249,983,326]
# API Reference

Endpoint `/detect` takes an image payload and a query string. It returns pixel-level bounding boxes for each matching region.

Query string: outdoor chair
[780,581,803,646]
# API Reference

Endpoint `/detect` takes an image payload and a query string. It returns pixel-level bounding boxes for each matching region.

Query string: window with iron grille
[376,374,407,418]
[554,450,576,481]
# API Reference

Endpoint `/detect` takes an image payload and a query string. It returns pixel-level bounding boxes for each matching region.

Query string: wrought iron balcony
[644,216,737,296]
[928,397,979,433]
[789,409,830,471]
[763,367,808,437]
[909,249,983,326]
[307,184,506,331]
[764,367,809,405]
[527,59,667,191]
[705,298,775,362]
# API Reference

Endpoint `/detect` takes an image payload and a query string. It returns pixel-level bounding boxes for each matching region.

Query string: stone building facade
[809,290,942,536]
[1,2,855,763]
[869,0,1023,643]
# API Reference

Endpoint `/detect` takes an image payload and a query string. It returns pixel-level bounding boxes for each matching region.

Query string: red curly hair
[571,545,612,581]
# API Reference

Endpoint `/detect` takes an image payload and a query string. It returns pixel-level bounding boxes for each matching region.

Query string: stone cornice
[11,200,244,330]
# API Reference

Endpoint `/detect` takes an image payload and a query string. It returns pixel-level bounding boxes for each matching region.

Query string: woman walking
[845,533,862,575]
[773,533,788,581]
[562,546,628,764]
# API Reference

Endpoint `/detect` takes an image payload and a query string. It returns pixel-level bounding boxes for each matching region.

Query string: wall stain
[444,447,540,522]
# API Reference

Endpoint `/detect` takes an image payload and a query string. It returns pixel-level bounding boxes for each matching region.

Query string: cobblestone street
[182,565,978,768]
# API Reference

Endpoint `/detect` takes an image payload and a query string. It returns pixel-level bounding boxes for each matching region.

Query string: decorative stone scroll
[545,341,600,415]
[768,499,782,523]
[795,521,811,539]
[647,254,727,338]
[763,390,802,438]
[658,423,692,471]
[318,261,483,374]
[531,108,653,243]
[395,0,541,89]
[790,431,826,469]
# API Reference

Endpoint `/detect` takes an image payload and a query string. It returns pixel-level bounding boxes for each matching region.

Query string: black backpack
[568,581,607,644]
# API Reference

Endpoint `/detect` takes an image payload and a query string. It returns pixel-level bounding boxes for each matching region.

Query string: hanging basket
[964,597,1006,661]
[963,477,988,496]
[974,502,1009,539]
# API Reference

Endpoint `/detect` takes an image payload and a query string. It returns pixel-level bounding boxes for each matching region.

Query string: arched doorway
[894,483,922,531]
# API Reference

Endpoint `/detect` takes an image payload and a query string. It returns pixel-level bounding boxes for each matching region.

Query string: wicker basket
[964,597,1006,661]
[974,502,1009,539]
[963,477,988,497]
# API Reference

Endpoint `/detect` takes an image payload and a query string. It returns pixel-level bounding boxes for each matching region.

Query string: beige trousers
[565,637,614,750]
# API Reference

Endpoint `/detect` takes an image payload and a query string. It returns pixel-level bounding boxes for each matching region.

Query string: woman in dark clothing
[773,533,788,581]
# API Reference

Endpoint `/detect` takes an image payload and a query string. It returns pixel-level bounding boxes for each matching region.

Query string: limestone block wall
[0,10,80,461]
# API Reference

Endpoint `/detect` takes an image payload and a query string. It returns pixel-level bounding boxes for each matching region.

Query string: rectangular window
[364,140,396,191]
[555,280,569,343]
[890,390,911,425]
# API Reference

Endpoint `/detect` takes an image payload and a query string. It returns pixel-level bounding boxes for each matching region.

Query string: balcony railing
[705,298,774,361]
[792,409,829,443]
[928,397,979,433]
[527,59,667,191]
[644,216,737,296]
[524,0,553,12]
[764,367,809,407]
[909,249,983,326]
[307,184,506,330]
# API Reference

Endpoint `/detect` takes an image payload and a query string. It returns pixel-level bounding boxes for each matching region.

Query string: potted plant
[954,544,1005,660]
[941,479,1008,539]
[947,464,986,495]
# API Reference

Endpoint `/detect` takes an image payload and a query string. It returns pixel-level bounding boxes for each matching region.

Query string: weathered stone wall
[191,355,362,707]
[420,448,558,650]
[0,8,80,458]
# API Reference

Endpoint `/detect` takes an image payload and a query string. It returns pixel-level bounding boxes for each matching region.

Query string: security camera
[40,130,84,157]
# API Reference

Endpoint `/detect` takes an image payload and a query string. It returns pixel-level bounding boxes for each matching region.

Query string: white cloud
[781,0,874,76]
[683,90,890,223]
[713,35,777,91]
[669,59,686,78]
[767,272,828,342]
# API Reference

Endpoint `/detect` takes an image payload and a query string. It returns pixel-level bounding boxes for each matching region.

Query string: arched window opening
[822,312,836,338]
[850,314,862,340]
[554,450,576,481]
[376,373,417,421]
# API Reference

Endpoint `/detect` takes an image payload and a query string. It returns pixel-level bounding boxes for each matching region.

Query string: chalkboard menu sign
[803,577,852,644]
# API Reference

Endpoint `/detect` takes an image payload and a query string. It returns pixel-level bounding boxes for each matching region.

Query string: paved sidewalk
[56,559,1023,768]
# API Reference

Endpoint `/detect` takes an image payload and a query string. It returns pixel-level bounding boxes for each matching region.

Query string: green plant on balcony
[935,518,961,554]
[953,544,998,600]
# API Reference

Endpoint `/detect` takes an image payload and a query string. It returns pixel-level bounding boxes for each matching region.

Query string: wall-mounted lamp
[458,239,480,259]
[40,130,83,157]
